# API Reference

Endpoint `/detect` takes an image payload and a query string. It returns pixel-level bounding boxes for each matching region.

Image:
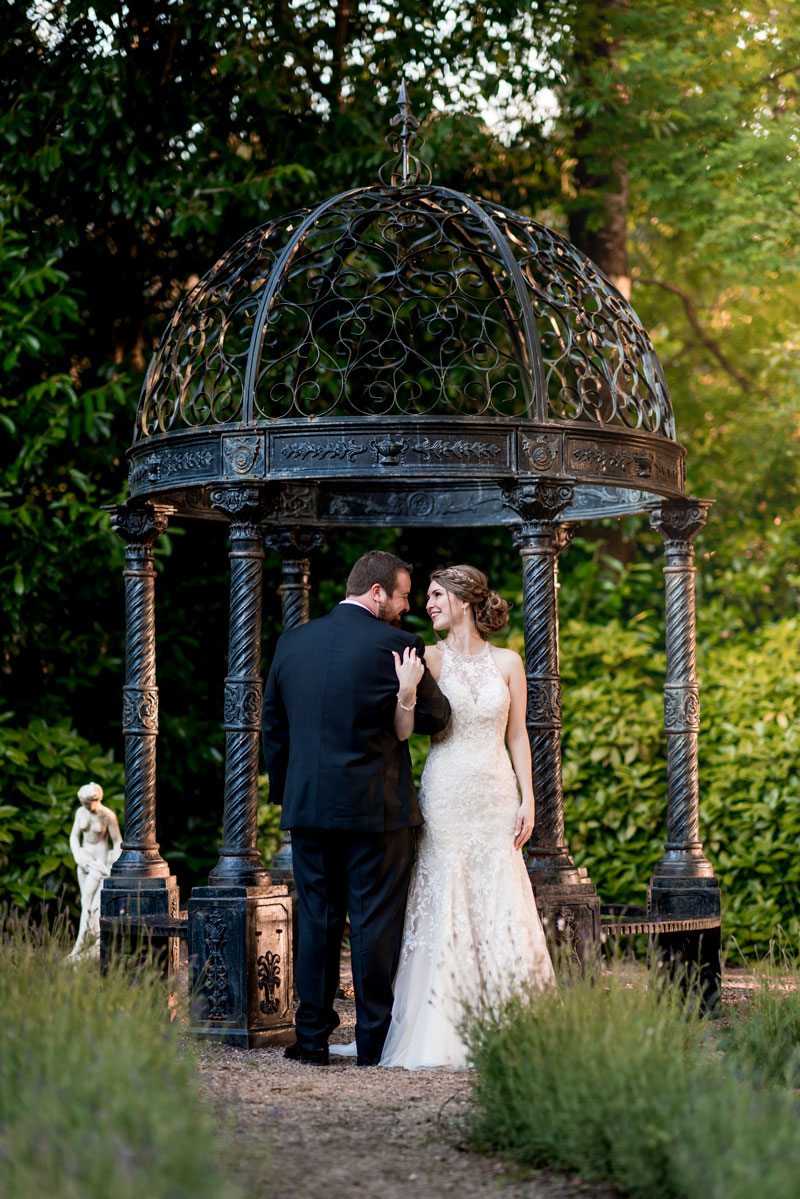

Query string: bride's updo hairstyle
[430,564,510,639]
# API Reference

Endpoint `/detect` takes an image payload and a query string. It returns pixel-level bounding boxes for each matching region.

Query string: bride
[335,564,555,1070]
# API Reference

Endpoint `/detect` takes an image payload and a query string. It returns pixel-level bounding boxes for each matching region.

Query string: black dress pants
[290,827,415,1061]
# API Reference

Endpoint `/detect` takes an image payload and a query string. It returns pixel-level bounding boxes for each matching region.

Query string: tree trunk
[567,0,631,300]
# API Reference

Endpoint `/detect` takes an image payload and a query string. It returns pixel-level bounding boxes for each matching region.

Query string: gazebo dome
[129,92,685,525]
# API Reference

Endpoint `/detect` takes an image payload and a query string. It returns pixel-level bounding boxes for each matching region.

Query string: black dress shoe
[284,1042,329,1065]
[357,1055,381,1067]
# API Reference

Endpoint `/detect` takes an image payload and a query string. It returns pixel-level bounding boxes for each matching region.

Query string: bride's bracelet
[396,693,417,711]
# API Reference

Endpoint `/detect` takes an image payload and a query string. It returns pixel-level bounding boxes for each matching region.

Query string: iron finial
[379,78,431,187]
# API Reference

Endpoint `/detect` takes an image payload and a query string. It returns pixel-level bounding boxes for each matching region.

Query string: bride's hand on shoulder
[392,646,424,704]
[514,801,534,851]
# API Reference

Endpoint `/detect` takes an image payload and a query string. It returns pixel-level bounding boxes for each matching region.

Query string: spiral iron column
[209,488,270,887]
[503,481,599,954]
[648,499,717,886]
[189,488,294,1047]
[100,504,179,972]
[109,503,171,878]
[647,499,721,1008]
[263,527,325,889]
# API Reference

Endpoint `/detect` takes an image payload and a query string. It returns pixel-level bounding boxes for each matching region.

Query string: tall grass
[465,956,800,1199]
[719,944,800,1088]
[0,915,240,1199]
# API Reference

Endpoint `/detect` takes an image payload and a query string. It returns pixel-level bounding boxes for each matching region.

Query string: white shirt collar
[339,598,376,618]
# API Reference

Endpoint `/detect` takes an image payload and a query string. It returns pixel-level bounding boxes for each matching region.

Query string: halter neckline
[441,639,490,660]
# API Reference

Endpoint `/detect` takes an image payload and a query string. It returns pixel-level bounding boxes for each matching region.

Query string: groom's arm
[261,652,290,806]
[411,635,451,735]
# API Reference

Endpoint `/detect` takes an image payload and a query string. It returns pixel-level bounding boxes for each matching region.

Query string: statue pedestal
[188,884,294,1047]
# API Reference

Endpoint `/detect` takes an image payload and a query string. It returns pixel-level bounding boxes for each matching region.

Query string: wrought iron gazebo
[100,86,721,1043]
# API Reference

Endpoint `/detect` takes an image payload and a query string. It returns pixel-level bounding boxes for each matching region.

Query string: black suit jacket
[261,603,451,832]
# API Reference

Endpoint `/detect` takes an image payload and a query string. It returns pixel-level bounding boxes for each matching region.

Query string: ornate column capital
[209,486,275,525]
[648,498,712,552]
[502,479,575,537]
[264,526,325,558]
[106,503,170,547]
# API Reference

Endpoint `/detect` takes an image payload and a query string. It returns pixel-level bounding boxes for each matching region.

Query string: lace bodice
[419,641,518,841]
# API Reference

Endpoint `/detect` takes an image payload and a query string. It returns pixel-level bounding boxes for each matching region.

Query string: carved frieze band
[664,685,700,732]
[567,436,683,487]
[526,678,563,729]
[122,686,159,734]
[129,447,216,492]
[210,486,272,521]
[223,680,263,731]
[275,432,510,470]
[264,527,325,558]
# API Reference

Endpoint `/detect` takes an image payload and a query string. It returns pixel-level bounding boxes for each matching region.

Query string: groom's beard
[376,602,402,628]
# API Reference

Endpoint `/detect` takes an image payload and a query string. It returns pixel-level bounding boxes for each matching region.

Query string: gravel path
[193,947,624,1199]
[193,959,760,1199]
[195,992,619,1199]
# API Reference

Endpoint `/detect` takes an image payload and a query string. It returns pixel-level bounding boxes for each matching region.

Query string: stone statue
[67,781,122,959]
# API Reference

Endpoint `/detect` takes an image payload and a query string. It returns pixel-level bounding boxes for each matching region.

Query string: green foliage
[466,963,800,1199]
[0,920,239,1199]
[0,713,124,910]
[557,615,800,961]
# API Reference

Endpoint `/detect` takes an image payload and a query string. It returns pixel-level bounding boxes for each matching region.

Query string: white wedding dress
[379,641,555,1069]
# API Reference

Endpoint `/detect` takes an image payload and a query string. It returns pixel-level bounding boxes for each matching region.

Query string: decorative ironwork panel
[257,950,282,1015]
[222,432,267,479]
[135,179,675,440]
[493,203,673,436]
[122,686,159,734]
[202,910,230,1021]
[137,218,311,439]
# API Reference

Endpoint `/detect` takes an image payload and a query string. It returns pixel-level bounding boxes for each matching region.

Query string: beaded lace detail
[380,641,555,1070]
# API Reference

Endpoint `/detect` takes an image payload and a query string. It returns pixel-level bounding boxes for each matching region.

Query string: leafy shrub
[0,711,124,909]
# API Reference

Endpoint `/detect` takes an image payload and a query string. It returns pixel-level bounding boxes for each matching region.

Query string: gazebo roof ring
[128,94,685,527]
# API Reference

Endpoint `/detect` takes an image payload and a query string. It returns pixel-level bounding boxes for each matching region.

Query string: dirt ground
[193,954,759,1198]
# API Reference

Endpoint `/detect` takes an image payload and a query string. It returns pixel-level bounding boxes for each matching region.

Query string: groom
[261,550,451,1065]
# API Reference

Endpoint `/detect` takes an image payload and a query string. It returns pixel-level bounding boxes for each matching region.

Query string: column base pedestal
[188,884,294,1048]
[648,876,722,1015]
[99,874,181,977]
[528,868,601,963]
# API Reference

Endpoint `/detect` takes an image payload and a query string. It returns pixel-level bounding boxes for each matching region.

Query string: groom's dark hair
[346,551,412,597]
